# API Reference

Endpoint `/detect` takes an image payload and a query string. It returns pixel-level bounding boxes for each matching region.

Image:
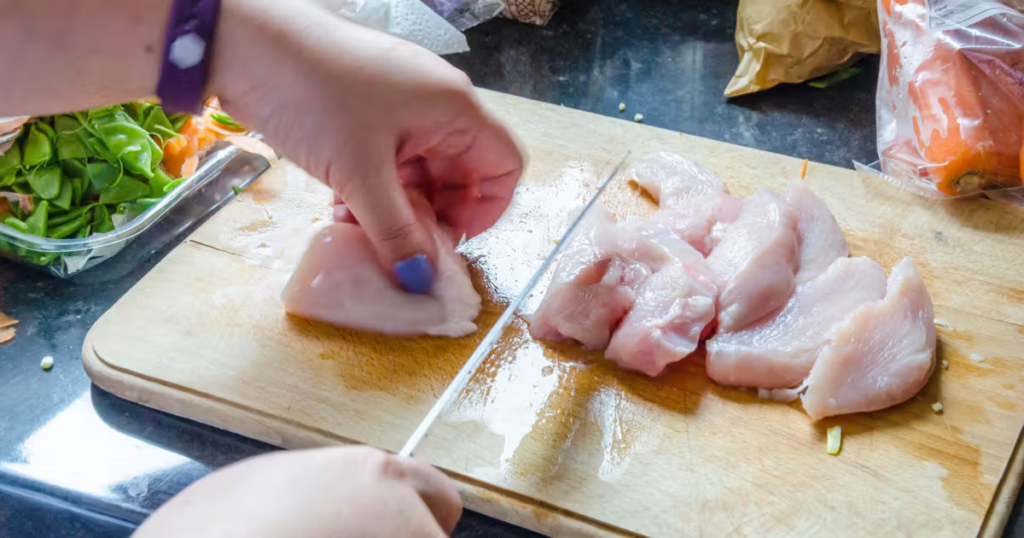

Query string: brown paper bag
[725,0,880,97]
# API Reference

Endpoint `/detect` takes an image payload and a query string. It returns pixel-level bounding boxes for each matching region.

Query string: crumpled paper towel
[313,0,469,55]
[724,0,879,97]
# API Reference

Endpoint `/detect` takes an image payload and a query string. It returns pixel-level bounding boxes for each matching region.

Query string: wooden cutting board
[83,90,1024,537]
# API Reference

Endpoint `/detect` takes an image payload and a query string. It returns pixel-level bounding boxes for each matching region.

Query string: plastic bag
[876,0,1024,197]
[313,0,469,55]
[725,0,880,97]
[423,0,504,30]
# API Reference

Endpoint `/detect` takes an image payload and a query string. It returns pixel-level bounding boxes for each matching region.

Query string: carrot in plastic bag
[877,0,1024,196]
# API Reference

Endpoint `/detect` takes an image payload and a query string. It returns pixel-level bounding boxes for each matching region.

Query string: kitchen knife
[398,151,632,458]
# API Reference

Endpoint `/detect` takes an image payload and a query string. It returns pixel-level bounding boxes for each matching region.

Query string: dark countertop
[0,0,1019,536]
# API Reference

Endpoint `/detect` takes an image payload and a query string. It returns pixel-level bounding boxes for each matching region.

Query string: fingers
[334,142,439,294]
[391,457,463,534]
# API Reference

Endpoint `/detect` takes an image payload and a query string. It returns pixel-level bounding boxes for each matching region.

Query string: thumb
[334,147,439,294]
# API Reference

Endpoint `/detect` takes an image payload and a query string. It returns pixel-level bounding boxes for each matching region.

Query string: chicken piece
[706,257,887,389]
[627,151,726,207]
[801,258,936,420]
[281,197,482,337]
[627,152,743,255]
[650,193,744,255]
[786,181,849,284]
[706,189,800,332]
[527,207,643,349]
[606,228,718,376]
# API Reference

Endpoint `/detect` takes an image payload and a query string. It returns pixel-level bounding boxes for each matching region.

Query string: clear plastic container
[0,141,271,278]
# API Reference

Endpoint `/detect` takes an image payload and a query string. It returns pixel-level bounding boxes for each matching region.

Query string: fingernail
[394,254,435,294]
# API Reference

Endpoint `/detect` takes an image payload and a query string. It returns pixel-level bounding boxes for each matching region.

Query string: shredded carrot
[800,159,809,179]
[0,311,17,345]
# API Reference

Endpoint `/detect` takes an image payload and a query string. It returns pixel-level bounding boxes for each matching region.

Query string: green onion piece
[75,224,92,239]
[25,201,49,236]
[22,124,54,167]
[27,165,63,200]
[807,67,862,89]
[211,112,245,130]
[34,120,56,141]
[826,426,842,456]
[231,185,243,196]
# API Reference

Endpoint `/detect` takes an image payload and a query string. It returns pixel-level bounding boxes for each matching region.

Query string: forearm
[0,0,172,116]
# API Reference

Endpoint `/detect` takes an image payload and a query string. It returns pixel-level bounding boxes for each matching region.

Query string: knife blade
[398,151,632,458]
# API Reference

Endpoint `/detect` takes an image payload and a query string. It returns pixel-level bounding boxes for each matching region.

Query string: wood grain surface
[84,90,1024,537]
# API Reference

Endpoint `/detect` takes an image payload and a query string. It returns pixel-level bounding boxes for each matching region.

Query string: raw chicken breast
[627,151,726,207]
[706,257,887,389]
[706,189,800,332]
[527,207,642,349]
[787,181,849,284]
[650,193,744,255]
[281,201,482,337]
[627,152,743,255]
[801,258,937,421]
[606,229,718,376]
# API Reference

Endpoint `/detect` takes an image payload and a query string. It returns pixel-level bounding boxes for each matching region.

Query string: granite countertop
[0,0,1020,536]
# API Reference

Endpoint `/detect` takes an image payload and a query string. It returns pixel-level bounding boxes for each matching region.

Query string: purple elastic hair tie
[156,0,222,115]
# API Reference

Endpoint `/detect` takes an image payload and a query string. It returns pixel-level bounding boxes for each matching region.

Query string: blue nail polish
[394,254,435,294]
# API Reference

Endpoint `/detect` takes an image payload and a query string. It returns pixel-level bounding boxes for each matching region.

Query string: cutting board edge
[81,322,1024,538]
[81,328,627,538]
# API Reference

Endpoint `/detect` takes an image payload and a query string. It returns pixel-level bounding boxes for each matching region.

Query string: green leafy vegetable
[99,176,150,204]
[27,165,63,200]
[48,213,89,239]
[76,107,162,179]
[25,201,49,236]
[0,142,22,177]
[55,116,89,161]
[4,217,29,234]
[22,124,54,167]
[149,167,175,198]
[163,178,185,194]
[87,161,121,191]
[49,204,95,227]
[231,185,243,195]
[52,177,74,211]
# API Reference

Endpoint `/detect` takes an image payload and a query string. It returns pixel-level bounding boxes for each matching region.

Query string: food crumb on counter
[969,353,985,363]
[634,113,644,123]
[40,356,54,371]
[942,359,949,369]
[934,318,953,330]
[618,102,626,112]
[931,402,944,413]
[827,426,842,456]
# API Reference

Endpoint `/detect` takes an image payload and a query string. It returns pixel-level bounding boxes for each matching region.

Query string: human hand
[211,0,525,293]
[133,446,462,538]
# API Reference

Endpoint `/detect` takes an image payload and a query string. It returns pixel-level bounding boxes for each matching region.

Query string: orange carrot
[799,159,808,179]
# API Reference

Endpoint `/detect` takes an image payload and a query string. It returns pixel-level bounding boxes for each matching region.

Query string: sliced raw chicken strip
[527,207,643,350]
[786,181,849,284]
[606,227,718,376]
[281,198,482,338]
[706,257,887,389]
[627,151,726,207]
[649,193,744,255]
[706,188,800,332]
[627,152,743,255]
[801,258,937,421]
